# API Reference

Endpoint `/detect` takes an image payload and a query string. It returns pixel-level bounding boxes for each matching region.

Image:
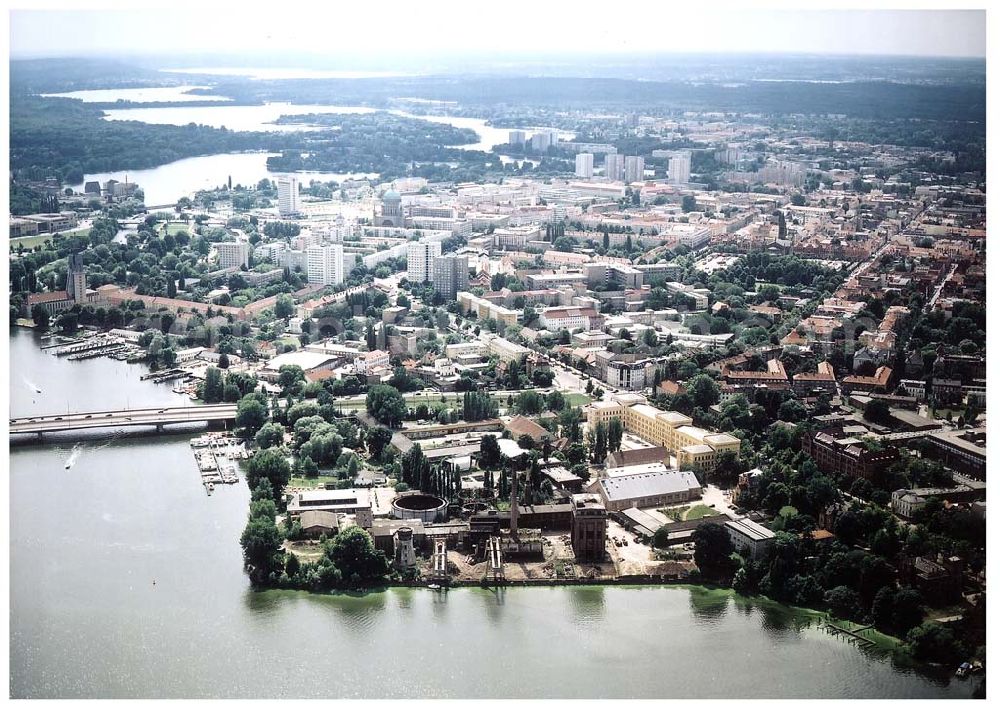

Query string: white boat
[427,583,441,590]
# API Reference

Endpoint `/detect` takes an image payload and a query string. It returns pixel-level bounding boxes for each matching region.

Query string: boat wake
[23,376,42,394]
[64,443,83,469]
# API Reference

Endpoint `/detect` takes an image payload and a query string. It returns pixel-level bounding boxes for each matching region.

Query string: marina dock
[190,434,245,492]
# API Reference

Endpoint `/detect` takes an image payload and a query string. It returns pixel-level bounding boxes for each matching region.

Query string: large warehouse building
[592,469,702,512]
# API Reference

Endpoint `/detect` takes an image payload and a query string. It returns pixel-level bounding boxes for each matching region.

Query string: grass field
[288,475,340,489]
[160,222,191,236]
[565,393,592,408]
[11,234,53,249]
[684,504,717,520]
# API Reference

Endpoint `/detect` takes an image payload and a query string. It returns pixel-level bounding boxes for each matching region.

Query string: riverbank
[10,330,977,698]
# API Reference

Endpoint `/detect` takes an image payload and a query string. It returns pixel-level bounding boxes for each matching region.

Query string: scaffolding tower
[432,538,448,583]
[486,536,505,583]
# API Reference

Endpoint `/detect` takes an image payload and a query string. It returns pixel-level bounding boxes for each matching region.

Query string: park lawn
[684,504,717,521]
[161,222,191,236]
[12,232,60,249]
[565,393,592,407]
[288,475,339,489]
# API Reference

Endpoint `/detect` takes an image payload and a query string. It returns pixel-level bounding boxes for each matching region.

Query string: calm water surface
[41,85,232,103]
[69,152,376,207]
[62,95,571,202]
[8,329,974,698]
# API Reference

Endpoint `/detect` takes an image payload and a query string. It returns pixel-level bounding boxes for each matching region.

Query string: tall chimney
[510,469,519,536]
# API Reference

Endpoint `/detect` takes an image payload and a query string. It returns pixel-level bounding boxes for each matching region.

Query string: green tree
[591,421,608,463]
[325,526,391,584]
[255,422,286,449]
[692,522,736,581]
[366,426,393,461]
[682,195,697,213]
[274,293,295,319]
[366,384,406,427]
[905,622,963,665]
[686,373,720,409]
[607,417,624,453]
[284,552,301,578]
[30,304,50,329]
[245,448,291,504]
[278,364,305,391]
[202,366,225,403]
[240,515,283,585]
[824,585,863,621]
[479,434,501,468]
[236,394,268,438]
[514,390,545,415]
[864,398,892,425]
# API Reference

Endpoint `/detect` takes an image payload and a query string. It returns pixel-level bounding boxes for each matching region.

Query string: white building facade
[306,244,345,286]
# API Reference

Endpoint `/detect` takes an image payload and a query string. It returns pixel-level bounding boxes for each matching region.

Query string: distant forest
[9,94,288,184]
[9,57,986,188]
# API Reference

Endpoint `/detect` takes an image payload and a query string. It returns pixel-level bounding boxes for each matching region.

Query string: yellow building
[457,291,518,326]
[587,398,741,471]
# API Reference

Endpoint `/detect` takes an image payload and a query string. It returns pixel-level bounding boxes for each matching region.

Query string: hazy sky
[9,5,987,60]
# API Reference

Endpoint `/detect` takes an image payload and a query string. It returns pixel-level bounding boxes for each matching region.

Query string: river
[69,152,378,207]
[49,89,568,203]
[7,329,975,698]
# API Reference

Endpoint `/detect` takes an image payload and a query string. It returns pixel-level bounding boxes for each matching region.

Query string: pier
[825,622,877,648]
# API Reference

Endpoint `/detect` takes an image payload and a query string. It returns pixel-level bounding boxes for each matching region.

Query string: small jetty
[825,622,877,648]
[41,336,82,350]
[67,344,127,361]
[53,336,119,357]
[140,368,189,383]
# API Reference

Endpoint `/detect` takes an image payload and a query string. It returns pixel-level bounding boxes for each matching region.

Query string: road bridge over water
[10,404,237,438]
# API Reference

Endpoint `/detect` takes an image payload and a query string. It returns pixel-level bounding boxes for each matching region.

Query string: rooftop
[725,517,775,542]
[598,469,701,502]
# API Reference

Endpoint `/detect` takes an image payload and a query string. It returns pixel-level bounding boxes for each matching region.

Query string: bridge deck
[10,404,238,435]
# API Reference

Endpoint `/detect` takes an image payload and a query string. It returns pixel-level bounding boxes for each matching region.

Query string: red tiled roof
[27,291,71,304]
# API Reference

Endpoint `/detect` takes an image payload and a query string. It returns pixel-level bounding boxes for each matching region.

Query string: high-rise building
[306,244,345,286]
[216,241,251,269]
[508,130,526,146]
[406,241,443,283]
[605,153,625,181]
[624,156,645,184]
[379,189,404,227]
[67,252,86,302]
[530,132,551,152]
[669,152,692,185]
[432,254,469,301]
[575,153,594,179]
[276,177,301,217]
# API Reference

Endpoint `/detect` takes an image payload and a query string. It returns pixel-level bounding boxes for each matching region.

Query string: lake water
[69,152,378,206]
[56,88,572,202]
[41,85,233,103]
[7,329,976,699]
[100,102,536,151]
[161,67,419,80]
